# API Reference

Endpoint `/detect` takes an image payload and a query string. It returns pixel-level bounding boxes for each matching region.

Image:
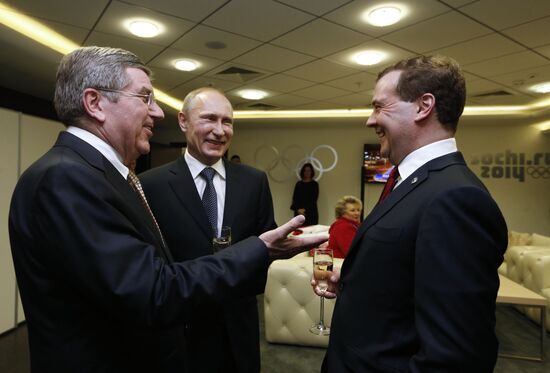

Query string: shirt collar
[66,126,129,178]
[184,149,226,180]
[397,138,457,182]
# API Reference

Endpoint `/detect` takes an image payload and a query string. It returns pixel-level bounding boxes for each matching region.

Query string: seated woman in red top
[328,195,362,258]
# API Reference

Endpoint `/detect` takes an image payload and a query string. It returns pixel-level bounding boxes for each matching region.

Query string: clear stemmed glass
[309,248,333,336]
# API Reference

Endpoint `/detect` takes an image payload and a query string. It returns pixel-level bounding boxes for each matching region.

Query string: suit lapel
[167,157,213,239]
[222,159,237,228]
[345,152,466,265]
[57,132,173,262]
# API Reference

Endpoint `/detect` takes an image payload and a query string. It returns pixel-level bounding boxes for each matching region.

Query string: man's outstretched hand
[259,215,328,260]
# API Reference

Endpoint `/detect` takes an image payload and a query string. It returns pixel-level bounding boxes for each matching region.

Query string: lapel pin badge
[411,177,418,184]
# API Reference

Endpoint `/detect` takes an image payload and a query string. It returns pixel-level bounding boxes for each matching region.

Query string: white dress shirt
[395,138,458,188]
[66,126,129,178]
[184,150,226,236]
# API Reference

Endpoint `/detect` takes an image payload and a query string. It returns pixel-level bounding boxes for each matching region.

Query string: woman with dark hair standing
[290,162,319,226]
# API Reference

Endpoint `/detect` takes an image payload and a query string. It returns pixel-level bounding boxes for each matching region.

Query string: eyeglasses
[95,88,155,107]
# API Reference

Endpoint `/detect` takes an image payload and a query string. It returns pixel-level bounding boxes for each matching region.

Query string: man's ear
[178,111,188,133]
[415,93,435,122]
[82,88,106,123]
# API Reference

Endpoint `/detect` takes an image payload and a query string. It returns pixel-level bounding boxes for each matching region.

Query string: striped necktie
[127,170,167,247]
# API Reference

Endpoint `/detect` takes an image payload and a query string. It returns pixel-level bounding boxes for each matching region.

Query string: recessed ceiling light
[353,51,385,66]
[127,19,162,38]
[365,6,402,27]
[173,59,200,72]
[239,89,267,100]
[530,82,550,94]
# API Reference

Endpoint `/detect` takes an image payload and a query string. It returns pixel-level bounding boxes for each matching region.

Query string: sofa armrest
[264,256,343,347]
[506,245,549,284]
[521,249,550,331]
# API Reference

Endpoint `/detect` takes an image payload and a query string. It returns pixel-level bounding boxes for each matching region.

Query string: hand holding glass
[310,248,333,335]
[213,226,231,252]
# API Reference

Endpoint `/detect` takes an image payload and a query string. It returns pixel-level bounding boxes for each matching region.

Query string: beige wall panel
[230,119,550,236]
[0,108,20,333]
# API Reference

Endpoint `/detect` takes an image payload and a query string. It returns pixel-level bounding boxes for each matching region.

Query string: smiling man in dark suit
[317,55,508,372]
[140,87,276,373]
[8,46,326,373]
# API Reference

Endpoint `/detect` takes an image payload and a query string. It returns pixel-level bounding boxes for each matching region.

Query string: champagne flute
[213,226,231,253]
[309,248,333,335]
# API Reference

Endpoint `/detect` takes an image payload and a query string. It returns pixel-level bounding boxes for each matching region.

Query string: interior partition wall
[0,107,64,334]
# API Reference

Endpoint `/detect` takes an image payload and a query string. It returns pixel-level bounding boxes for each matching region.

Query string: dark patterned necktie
[378,167,400,204]
[200,167,218,236]
[127,170,167,247]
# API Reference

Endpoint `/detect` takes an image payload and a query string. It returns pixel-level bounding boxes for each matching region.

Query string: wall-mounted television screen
[364,144,393,183]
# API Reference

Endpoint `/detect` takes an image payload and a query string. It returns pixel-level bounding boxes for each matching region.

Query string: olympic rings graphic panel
[254,144,338,182]
[527,166,550,179]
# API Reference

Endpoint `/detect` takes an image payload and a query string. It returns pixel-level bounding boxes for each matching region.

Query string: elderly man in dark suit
[8,46,326,373]
[140,87,276,373]
[317,55,508,372]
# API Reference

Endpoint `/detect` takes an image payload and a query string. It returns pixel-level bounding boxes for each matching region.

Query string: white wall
[0,108,63,333]
[0,109,20,333]
[229,118,550,236]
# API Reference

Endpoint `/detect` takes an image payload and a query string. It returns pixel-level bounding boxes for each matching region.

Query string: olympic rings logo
[253,144,338,183]
[526,166,550,179]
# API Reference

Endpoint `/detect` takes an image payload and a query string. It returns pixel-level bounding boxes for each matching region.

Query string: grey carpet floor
[1,297,548,372]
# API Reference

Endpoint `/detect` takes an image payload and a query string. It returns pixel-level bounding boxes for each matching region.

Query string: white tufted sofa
[501,231,550,330]
[264,253,344,347]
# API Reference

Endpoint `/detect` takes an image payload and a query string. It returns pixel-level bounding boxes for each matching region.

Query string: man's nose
[150,101,165,120]
[366,115,375,127]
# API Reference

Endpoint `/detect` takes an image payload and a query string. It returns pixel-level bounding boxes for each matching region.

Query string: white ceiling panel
[460,0,550,30]
[85,31,165,63]
[253,73,315,93]
[502,16,550,48]
[489,65,550,91]
[203,0,314,42]
[1,0,550,130]
[291,100,339,110]
[271,18,369,58]
[535,44,550,59]
[94,1,195,46]
[439,0,478,7]
[275,0,352,16]
[233,44,315,73]
[258,93,315,108]
[285,59,359,83]
[323,0,451,37]
[226,87,282,102]
[428,33,525,66]
[147,48,225,74]
[324,72,377,92]
[149,67,197,92]
[292,84,351,100]
[326,92,371,108]
[466,78,509,96]
[3,0,109,28]
[170,25,261,60]
[325,39,413,72]
[168,76,243,98]
[381,12,492,54]
[464,50,549,77]
[123,0,229,22]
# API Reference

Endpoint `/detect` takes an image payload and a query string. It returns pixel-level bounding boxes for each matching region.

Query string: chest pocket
[367,225,402,243]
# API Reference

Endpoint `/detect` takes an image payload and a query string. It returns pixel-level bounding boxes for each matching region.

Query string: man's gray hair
[54,46,150,126]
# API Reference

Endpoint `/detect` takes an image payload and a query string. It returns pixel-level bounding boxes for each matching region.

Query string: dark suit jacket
[140,156,276,373]
[8,132,269,373]
[324,152,508,373]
